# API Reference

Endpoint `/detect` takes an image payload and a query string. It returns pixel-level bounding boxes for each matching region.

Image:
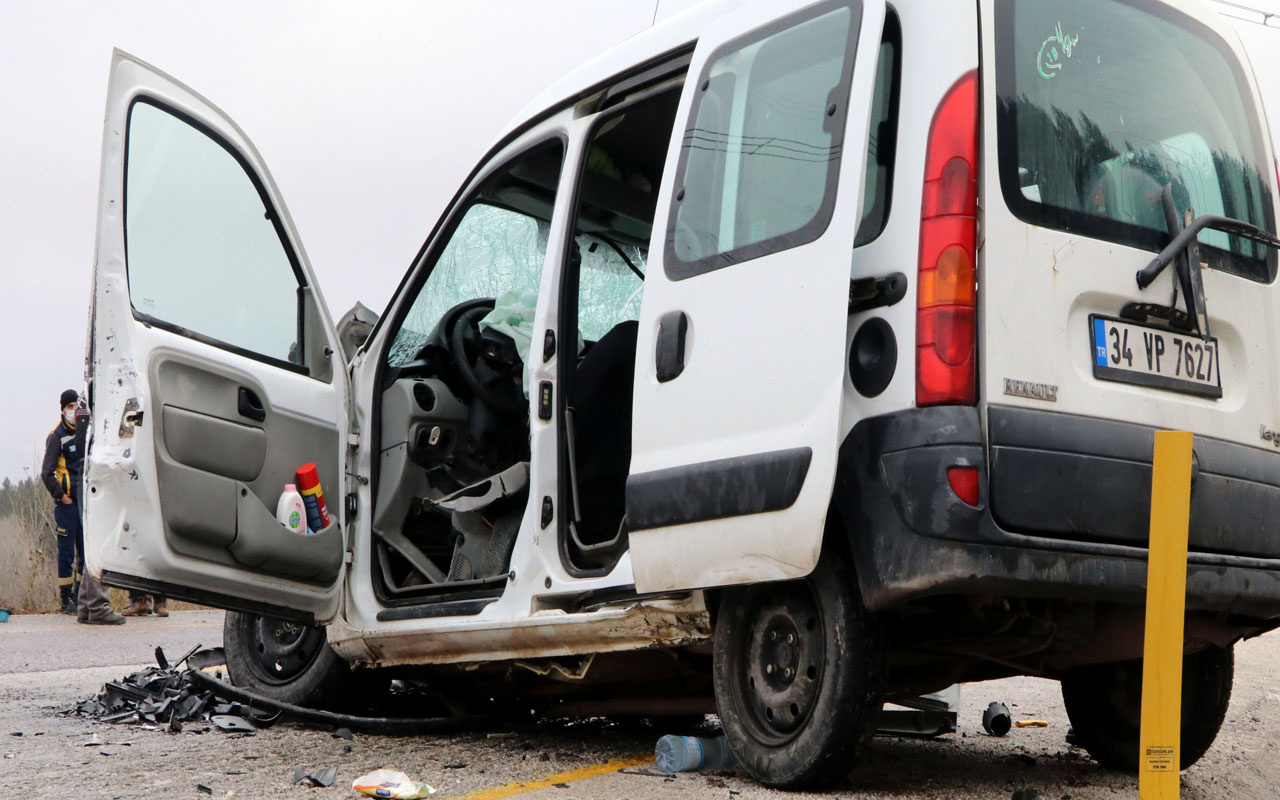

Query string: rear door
[626,0,886,592]
[980,2,1280,540]
[84,51,348,623]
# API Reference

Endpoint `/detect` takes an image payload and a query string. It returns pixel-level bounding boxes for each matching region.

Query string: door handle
[237,387,266,422]
[655,311,688,383]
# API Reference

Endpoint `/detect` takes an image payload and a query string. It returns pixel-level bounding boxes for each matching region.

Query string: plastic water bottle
[276,484,308,534]
[654,734,737,773]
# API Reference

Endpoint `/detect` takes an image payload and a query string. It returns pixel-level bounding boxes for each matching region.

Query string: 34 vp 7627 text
[1108,326,1215,382]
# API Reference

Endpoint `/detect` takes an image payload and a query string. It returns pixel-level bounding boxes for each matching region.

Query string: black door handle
[655,311,688,383]
[237,387,266,422]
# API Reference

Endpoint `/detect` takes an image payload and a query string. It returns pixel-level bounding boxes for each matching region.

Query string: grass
[0,472,202,614]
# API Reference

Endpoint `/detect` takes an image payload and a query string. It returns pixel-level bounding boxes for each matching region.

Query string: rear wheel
[712,546,883,788]
[223,610,348,708]
[1061,645,1233,772]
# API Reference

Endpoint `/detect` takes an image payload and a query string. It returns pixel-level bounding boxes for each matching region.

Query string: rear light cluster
[917,71,979,407]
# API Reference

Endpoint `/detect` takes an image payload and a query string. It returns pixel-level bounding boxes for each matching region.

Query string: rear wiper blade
[1135,184,1280,340]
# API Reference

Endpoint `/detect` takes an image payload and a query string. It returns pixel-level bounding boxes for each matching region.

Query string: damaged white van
[85,0,1280,787]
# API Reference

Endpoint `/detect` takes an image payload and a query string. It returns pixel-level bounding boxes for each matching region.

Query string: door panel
[627,0,885,592]
[85,51,347,621]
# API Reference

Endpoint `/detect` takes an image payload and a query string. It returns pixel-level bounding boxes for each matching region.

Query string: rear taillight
[917,71,979,407]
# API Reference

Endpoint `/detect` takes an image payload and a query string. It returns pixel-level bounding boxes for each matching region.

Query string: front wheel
[1061,645,1234,772]
[712,547,884,789]
[223,611,349,708]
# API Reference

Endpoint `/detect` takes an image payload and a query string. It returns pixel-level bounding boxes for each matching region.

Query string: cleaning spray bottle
[296,463,330,533]
[276,484,308,534]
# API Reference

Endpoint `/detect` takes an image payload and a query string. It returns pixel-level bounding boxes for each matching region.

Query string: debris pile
[62,645,269,734]
[63,643,495,737]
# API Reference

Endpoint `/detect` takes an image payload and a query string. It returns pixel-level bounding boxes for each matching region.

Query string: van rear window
[995,0,1276,282]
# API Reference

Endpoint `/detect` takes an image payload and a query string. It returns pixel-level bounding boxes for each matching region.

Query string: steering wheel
[444,299,528,418]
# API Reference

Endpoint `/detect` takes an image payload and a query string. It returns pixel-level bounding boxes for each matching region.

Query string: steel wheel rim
[247,616,327,686]
[734,582,826,745]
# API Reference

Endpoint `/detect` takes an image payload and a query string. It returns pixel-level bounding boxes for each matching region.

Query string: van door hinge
[345,492,358,523]
[347,433,360,449]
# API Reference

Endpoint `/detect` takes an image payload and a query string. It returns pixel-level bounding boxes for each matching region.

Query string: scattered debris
[442,762,468,769]
[352,768,435,798]
[486,731,516,739]
[189,647,227,671]
[211,716,256,734]
[0,608,10,623]
[1016,720,1049,728]
[8,732,21,737]
[196,784,213,795]
[982,701,1012,736]
[65,645,494,737]
[293,766,338,787]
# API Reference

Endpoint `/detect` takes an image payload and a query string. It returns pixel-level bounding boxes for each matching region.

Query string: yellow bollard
[1138,430,1194,800]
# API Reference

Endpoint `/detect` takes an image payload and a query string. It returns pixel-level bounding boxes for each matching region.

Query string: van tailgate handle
[655,311,688,383]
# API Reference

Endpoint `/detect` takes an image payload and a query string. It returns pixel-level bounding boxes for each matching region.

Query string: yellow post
[1138,430,1194,800]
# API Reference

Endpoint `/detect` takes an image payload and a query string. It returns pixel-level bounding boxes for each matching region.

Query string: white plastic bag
[352,768,435,799]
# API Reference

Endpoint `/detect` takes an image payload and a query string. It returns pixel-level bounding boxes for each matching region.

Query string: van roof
[496,0,743,142]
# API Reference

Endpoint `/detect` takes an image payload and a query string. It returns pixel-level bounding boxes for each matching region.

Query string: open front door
[627,0,885,592]
[84,51,348,623]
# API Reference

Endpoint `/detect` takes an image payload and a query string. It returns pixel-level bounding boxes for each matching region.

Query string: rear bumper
[833,405,1280,619]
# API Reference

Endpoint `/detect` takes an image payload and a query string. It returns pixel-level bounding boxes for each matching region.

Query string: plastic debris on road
[352,769,436,798]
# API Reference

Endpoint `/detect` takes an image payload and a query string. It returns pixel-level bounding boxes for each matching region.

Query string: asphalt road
[0,609,222,674]
[0,611,1277,800]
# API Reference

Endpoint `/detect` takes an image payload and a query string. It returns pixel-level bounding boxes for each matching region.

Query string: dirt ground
[0,611,1276,800]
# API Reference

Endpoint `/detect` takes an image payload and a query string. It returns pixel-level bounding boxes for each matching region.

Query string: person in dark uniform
[40,389,124,624]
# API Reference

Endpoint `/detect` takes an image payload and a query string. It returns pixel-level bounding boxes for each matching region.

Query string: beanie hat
[60,389,79,409]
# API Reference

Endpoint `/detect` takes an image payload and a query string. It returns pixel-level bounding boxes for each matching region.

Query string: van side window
[666,1,861,278]
[124,100,304,367]
[854,9,901,247]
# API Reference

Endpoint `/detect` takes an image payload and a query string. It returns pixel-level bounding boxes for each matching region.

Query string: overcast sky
[1,0,1278,483]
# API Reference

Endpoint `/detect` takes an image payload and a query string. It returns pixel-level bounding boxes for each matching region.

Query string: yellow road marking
[1139,430,1193,800]
[446,754,652,800]
[0,622,219,634]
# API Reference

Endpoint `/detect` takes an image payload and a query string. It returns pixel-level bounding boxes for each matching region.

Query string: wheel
[1061,645,1233,772]
[712,547,884,788]
[223,610,349,708]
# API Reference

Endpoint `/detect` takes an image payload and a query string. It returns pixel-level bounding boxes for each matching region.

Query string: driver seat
[569,319,639,551]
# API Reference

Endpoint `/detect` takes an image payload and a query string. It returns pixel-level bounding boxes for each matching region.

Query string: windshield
[995,0,1276,282]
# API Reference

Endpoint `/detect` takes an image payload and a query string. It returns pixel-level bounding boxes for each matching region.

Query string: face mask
[64,409,77,426]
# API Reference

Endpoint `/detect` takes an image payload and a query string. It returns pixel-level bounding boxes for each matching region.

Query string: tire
[712,546,884,789]
[223,610,349,708]
[1061,645,1233,772]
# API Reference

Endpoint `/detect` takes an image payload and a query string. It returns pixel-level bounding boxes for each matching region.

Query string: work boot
[60,600,77,616]
[153,601,169,618]
[80,611,126,625]
[121,597,151,616]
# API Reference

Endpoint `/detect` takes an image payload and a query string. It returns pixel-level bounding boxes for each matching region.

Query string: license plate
[1090,315,1222,399]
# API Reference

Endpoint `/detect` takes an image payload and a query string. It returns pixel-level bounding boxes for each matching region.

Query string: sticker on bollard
[1144,746,1176,773]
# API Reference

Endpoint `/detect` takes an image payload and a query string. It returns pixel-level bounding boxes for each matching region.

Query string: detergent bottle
[276,484,308,534]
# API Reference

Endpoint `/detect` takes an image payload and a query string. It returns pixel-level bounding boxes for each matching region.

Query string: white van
[85,0,1280,787]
